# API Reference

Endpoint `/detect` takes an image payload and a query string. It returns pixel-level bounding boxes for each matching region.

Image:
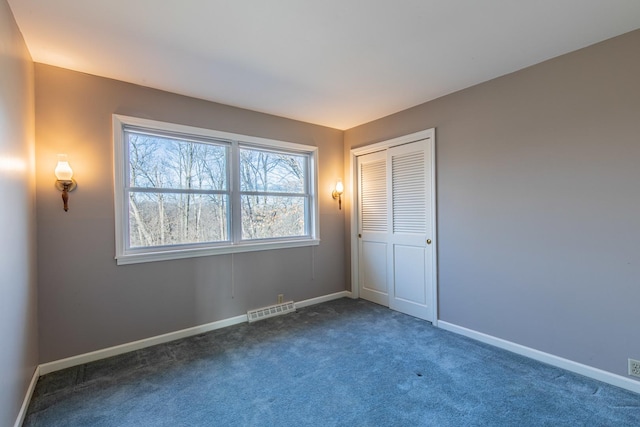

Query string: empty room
[2,1,640,426]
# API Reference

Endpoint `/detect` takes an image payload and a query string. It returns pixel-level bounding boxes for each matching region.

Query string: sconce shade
[55,154,73,181]
[335,180,344,194]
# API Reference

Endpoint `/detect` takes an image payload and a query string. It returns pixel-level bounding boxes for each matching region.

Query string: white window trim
[113,114,320,265]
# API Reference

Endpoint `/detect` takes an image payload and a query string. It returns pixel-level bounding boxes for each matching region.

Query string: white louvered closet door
[357,150,389,306]
[356,138,433,321]
[388,140,432,320]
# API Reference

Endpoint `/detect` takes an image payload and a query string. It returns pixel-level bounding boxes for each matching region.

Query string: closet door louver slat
[392,152,426,234]
[361,160,387,232]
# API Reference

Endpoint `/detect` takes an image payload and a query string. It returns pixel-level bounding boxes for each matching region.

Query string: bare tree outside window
[124,128,311,254]
[239,147,307,239]
[126,131,229,248]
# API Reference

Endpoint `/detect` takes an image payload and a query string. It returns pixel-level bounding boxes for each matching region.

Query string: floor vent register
[247,301,296,323]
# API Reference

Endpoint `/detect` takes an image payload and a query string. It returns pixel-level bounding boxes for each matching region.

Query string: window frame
[113,114,319,265]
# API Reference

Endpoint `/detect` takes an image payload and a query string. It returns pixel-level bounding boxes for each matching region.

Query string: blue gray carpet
[25,298,640,426]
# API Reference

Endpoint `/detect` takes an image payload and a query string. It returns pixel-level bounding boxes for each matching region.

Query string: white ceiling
[8,1,640,130]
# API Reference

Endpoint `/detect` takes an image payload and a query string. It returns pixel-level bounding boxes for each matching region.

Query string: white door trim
[349,129,438,325]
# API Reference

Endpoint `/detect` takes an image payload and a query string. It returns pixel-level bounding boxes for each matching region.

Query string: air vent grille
[247,301,296,323]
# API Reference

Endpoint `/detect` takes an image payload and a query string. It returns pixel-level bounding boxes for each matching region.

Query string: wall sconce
[332,180,344,210]
[54,154,77,212]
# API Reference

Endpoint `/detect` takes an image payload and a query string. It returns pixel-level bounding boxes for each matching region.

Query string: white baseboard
[14,366,39,427]
[295,290,351,308]
[39,290,351,376]
[39,314,247,375]
[438,321,640,395]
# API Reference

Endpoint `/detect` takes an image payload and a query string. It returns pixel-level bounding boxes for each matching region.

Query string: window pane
[239,148,306,193]
[241,195,306,239]
[129,192,228,247]
[127,131,227,191]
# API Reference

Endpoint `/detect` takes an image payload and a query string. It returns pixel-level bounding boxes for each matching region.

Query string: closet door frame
[349,128,438,325]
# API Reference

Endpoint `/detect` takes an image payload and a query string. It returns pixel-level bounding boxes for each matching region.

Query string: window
[113,115,318,265]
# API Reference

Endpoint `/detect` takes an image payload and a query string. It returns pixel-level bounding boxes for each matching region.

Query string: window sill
[115,239,321,265]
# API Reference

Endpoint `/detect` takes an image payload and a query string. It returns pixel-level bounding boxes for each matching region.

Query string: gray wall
[35,65,345,363]
[344,30,640,379]
[0,0,38,425]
